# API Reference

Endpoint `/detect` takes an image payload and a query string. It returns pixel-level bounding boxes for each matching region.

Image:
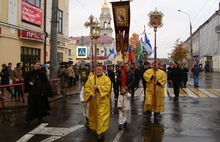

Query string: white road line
[135,88,143,97]
[214,89,220,93]
[167,88,174,97]
[164,88,168,97]
[113,130,124,142]
[198,88,218,98]
[182,88,198,98]
[16,123,84,142]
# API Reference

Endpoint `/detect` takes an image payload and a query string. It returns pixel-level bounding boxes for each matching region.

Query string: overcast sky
[69,0,219,58]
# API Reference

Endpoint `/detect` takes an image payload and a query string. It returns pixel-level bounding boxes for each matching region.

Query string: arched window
[103,22,107,29]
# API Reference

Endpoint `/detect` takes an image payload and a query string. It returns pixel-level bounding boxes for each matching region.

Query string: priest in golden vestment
[143,62,167,120]
[84,64,111,140]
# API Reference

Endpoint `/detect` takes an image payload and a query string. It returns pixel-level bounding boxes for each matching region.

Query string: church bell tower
[99,0,113,37]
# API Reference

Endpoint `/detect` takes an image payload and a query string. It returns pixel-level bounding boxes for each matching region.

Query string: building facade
[184,10,220,72]
[0,0,69,76]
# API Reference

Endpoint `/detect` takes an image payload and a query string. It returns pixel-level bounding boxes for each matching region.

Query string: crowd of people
[0,60,204,141]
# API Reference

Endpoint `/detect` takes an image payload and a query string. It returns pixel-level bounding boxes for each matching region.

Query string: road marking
[16,123,84,142]
[113,130,124,142]
[190,88,208,98]
[164,88,168,97]
[179,88,187,96]
[167,88,174,97]
[182,88,198,98]
[198,88,218,98]
[207,89,220,97]
[135,88,143,97]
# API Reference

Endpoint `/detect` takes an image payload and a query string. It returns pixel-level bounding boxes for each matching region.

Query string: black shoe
[85,123,90,130]
[118,124,123,130]
[123,122,127,128]
[174,97,179,102]
[97,133,105,141]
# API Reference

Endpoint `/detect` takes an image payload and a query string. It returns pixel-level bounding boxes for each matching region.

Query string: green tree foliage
[171,39,188,61]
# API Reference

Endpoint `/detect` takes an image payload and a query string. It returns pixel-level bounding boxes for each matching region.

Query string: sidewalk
[0,82,83,111]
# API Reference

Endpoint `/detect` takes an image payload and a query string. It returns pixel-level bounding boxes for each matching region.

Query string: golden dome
[102,0,109,8]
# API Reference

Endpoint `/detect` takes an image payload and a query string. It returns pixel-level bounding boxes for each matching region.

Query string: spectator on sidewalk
[0,64,14,99]
[58,66,70,102]
[8,62,13,84]
[11,63,24,102]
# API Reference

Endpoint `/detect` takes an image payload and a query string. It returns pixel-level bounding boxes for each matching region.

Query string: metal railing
[0,78,60,116]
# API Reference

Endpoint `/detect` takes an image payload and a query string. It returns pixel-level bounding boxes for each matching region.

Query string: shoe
[97,133,105,141]
[123,122,127,128]
[118,124,123,130]
[174,97,179,102]
[131,97,134,102]
[85,123,90,130]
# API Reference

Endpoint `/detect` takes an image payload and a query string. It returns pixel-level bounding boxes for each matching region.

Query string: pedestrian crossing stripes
[167,88,220,98]
[135,88,220,98]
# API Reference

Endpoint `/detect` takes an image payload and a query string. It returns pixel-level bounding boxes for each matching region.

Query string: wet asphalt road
[0,72,220,142]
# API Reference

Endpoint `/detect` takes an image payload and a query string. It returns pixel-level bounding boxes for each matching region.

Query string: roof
[69,35,114,44]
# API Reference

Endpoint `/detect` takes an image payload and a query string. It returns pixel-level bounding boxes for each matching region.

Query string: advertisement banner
[21,0,42,26]
[18,29,45,42]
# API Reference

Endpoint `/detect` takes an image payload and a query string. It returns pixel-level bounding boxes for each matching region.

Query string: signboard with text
[21,0,42,26]
[18,29,45,42]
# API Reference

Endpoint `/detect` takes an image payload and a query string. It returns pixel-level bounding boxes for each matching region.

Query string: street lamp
[178,9,193,69]
[84,15,100,85]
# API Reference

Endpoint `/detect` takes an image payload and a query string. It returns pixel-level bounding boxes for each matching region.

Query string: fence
[0,78,60,116]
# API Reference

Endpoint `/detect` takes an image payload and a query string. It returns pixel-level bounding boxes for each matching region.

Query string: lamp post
[178,10,193,69]
[84,15,100,85]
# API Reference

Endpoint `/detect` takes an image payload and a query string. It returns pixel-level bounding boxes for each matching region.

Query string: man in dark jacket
[115,65,122,100]
[23,60,51,125]
[0,64,14,99]
[125,63,135,101]
[169,61,183,101]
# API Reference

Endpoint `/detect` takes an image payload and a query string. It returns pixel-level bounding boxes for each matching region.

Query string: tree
[171,39,188,62]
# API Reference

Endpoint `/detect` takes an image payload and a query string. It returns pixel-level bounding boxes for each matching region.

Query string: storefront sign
[21,0,42,26]
[18,29,45,42]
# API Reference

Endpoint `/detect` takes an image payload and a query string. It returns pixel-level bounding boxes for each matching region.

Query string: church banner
[111,1,130,53]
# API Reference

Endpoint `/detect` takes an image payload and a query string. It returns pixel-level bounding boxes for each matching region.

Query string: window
[57,52,63,63]
[25,0,41,8]
[68,49,71,56]
[58,9,63,34]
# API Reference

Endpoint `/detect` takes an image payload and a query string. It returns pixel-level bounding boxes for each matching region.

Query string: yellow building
[0,0,69,75]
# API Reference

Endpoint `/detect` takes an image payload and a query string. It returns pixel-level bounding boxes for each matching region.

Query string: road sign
[76,46,87,58]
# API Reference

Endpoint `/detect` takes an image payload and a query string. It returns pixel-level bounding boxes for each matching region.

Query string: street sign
[76,46,87,58]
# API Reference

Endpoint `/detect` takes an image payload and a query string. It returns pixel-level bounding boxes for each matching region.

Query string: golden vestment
[143,69,167,112]
[84,73,111,134]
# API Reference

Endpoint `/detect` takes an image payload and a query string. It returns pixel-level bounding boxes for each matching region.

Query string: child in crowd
[117,86,131,130]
